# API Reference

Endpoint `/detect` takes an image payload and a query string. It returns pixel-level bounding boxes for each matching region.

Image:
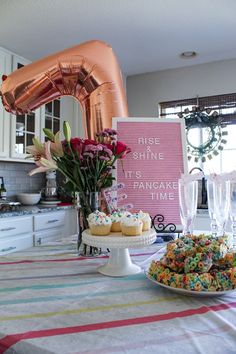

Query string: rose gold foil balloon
[0,40,128,138]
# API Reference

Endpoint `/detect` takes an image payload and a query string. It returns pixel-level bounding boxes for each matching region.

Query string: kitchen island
[0,237,235,354]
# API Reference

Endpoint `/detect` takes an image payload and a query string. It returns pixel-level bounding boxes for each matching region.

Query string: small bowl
[17,193,41,205]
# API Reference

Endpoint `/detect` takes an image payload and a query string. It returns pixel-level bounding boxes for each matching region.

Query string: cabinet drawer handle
[0,246,16,252]
[0,227,16,232]
[47,219,59,223]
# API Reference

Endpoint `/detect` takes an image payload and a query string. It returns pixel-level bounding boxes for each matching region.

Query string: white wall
[126,58,236,117]
[60,96,84,137]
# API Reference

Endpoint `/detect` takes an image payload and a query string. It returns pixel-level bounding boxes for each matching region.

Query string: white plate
[145,272,236,297]
[40,200,61,205]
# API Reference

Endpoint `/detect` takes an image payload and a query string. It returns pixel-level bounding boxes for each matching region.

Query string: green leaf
[64,180,74,192]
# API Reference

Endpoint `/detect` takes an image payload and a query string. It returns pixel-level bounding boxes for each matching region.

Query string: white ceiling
[1,0,236,76]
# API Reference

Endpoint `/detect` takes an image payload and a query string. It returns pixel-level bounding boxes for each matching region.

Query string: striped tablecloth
[0,237,236,354]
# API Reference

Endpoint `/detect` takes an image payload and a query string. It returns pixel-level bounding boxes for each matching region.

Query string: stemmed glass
[206,179,218,237]
[229,180,236,248]
[178,180,198,235]
[212,179,230,237]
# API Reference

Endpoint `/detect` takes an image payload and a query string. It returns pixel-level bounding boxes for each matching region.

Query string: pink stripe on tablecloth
[0,252,155,265]
[76,323,233,354]
[0,301,235,353]
[0,256,107,265]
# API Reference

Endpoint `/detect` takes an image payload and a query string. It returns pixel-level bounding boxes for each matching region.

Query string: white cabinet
[34,228,64,246]
[0,215,33,255]
[34,211,65,231]
[0,215,33,236]
[0,208,77,254]
[0,47,65,161]
[64,208,78,237]
[34,211,65,245]
[34,210,78,246]
[10,54,41,159]
[0,47,41,161]
[0,48,11,158]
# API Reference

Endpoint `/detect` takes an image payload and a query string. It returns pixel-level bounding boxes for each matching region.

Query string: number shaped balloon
[0,40,128,138]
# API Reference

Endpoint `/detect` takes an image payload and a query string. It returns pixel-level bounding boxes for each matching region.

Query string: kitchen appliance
[41,171,58,201]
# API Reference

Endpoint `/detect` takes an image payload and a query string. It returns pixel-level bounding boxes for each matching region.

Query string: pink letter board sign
[113,118,187,228]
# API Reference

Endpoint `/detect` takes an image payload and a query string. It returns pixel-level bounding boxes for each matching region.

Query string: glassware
[212,179,230,237]
[229,181,236,248]
[88,192,100,212]
[76,191,102,256]
[178,180,198,235]
[206,179,218,237]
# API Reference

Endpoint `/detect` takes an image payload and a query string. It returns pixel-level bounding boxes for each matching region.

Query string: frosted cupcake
[110,210,132,232]
[135,210,152,231]
[121,214,143,236]
[87,210,112,236]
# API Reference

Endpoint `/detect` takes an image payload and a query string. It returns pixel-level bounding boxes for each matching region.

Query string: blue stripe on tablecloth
[0,271,145,282]
[0,271,99,282]
[0,284,153,306]
[0,273,144,293]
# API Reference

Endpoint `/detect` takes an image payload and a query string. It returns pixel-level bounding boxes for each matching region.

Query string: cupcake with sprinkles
[134,210,152,231]
[110,210,131,232]
[87,210,112,236]
[121,214,143,236]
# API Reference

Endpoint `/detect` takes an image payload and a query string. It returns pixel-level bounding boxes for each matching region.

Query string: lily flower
[50,131,64,157]
[26,137,45,159]
[28,141,58,176]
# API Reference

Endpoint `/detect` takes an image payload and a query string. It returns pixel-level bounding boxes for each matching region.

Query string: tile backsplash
[0,161,45,200]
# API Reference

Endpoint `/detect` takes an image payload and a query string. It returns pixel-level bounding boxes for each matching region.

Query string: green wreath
[179,109,228,162]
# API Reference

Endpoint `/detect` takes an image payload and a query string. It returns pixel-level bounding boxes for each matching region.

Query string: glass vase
[77,191,102,256]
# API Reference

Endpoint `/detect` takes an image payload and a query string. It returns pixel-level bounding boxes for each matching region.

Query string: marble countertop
[0,203,75,218]
[0,205,208,219]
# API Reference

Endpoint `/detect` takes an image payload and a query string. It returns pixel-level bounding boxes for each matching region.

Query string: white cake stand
[82,229,156,277]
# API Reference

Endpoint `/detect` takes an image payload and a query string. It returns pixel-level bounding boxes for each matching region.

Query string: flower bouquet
[27,122,131,254]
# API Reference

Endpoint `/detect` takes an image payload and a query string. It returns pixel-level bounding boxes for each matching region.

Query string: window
[44,99,61,140]
[159,93,236,174]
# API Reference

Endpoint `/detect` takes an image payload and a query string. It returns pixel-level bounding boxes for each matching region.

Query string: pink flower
[102,145,113,156]
[83,139,98,146]
[103,143,114,153]
[69,137,83,157]
[26,121,131,192]
[104,128,117,136]
[115,141,131,159]
[83,152,94,158]
[99,156,110,161]
[84,144,103,153]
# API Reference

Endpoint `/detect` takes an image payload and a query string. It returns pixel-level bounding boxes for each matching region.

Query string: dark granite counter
[0,204,75,218]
